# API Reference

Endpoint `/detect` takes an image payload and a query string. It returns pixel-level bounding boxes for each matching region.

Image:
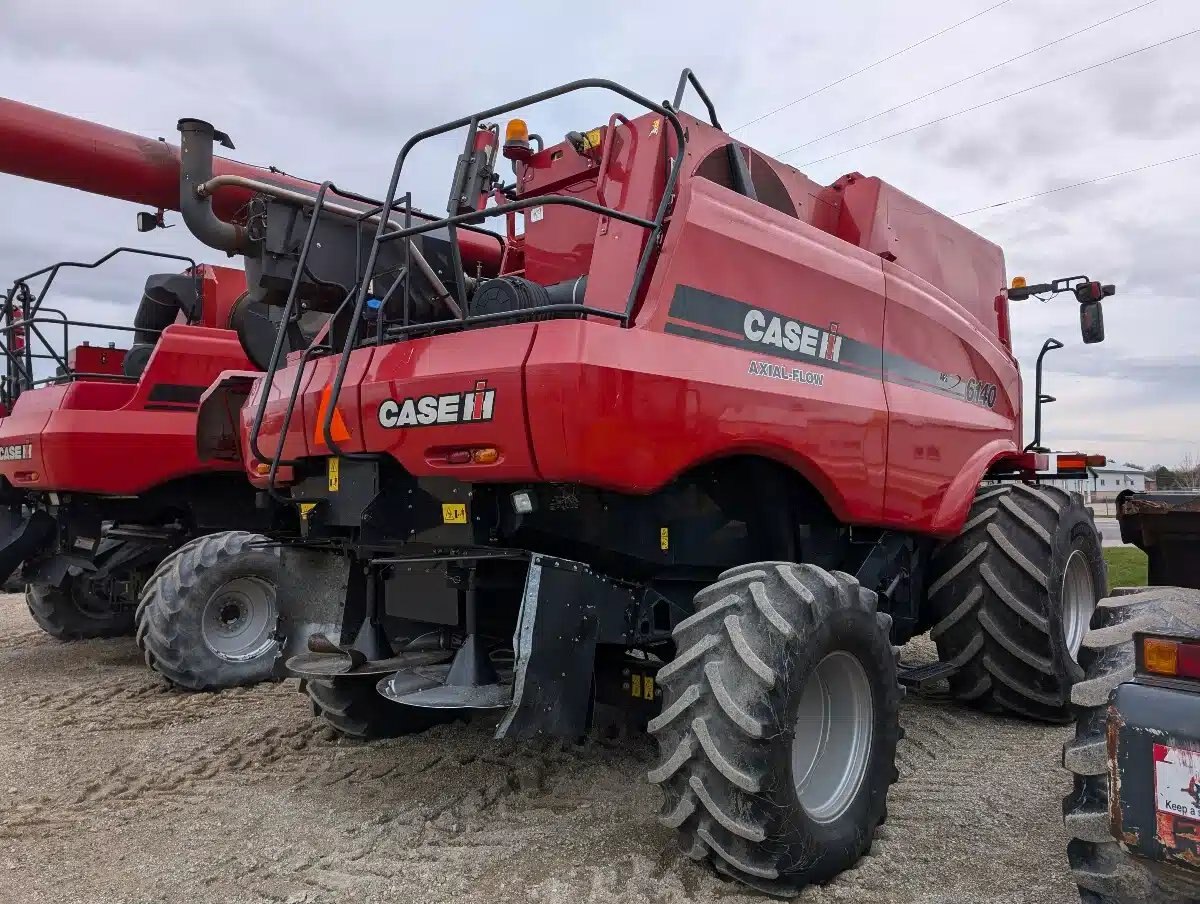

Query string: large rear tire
[1063,588,1200,904]
[136,531,282,691]
[307,676,450,740]
[926,483,1105,722]
[25,576,135,640]
[649,561,900,895]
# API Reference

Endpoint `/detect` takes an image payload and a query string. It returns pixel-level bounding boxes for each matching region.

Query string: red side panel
[0,324,253,494]
[356,325,539,481]
[881,261,1020,533]
[196,264,247,330]
[528,177,889,524]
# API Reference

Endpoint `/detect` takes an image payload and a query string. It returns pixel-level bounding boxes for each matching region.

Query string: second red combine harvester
[190,72,1112,891]
[0,99,378,687]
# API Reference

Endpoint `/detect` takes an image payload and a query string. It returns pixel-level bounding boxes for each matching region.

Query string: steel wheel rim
[790,650,874,823]
[200,576,277,663]
[1062,549,1096,659]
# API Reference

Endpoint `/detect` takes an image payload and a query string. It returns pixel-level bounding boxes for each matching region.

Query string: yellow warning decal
[327,457,340,492]
[582,128,603,151]
[442,503,468,524]
[631,674,643,699]
[660,527,669,551]
[644,675,655,699]
[299,502,317,520]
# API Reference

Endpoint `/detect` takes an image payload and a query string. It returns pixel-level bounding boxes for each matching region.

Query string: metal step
[286,648,452,679]
[377,661,514,710]
[897,659,959,692]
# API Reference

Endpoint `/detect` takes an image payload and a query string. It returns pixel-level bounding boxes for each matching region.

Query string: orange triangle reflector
[313,384,351,445]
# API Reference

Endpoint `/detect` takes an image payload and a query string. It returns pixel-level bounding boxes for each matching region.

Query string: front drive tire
[136,531,282,691]
[1063,589,1200,904]
[649,562,901,895]
[26,576,135,640]
[926,483,1105,722]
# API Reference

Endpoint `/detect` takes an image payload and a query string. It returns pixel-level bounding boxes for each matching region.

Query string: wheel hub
[790,651,874,823]
[200,576,277,663]
[1062,548,1097,660]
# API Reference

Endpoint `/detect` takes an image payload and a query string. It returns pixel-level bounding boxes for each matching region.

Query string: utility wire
[788,27,1200,166]
[954,150,1200,216]
[728,0,1013,133]
[790,0,1159,153]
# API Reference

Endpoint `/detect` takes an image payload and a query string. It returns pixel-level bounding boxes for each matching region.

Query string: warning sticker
[1154,742,1200,822]
[442,503,468,525]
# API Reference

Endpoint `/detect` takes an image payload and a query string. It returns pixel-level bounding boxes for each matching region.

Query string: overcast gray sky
[1,0,1197,468]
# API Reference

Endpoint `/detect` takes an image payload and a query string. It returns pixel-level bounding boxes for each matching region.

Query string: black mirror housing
[1080,300,1105,344]
[136,211,160,233]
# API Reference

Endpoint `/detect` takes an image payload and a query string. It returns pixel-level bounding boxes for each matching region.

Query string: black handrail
[670,68,722,128]
[2,247,199,406]
[315,77,690,460]
[1025,337,1064,453]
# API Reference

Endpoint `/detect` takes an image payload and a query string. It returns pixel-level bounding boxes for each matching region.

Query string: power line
[728,0,1013,134]
[787,27,1200,166]
[790,0,1159,154]
[954,150,1200,216]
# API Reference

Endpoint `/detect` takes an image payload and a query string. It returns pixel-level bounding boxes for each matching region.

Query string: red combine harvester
[188,72,1114,890]
[0,99,388,688]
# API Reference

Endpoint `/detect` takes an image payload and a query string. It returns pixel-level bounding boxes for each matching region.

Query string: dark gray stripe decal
[666,284,995,407]
[147,383,205,405]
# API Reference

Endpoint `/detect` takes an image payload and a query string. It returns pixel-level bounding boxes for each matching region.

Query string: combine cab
[186,71,1115,891]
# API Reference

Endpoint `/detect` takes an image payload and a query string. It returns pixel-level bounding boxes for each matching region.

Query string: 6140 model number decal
[378,380,495,429]
[965,378,998,409]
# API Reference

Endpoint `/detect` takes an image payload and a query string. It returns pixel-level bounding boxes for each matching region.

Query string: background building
[1057,460,1150,502]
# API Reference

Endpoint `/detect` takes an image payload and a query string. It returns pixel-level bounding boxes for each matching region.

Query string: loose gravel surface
[0,593,1080,904]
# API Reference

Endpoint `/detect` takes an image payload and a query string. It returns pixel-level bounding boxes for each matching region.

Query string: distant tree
[1177,453,1200,490]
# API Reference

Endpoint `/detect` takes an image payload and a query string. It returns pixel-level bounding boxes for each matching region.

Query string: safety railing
[245,71,724,505]
[306,77,690,463]
[1,247,199,408]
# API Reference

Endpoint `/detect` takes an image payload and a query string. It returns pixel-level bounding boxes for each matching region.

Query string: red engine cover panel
[0,324,254,494]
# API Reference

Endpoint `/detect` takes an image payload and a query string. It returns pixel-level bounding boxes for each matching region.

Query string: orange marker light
[472,447,500,465]
[1143,637,1179,676]
[253,462,271,476]
[1057,455,1087,471]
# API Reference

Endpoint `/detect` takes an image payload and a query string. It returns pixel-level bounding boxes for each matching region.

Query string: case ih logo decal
[743,310,843,363]
[378,381,496,429]
[665,285,1006,411]
[0,443,32,461]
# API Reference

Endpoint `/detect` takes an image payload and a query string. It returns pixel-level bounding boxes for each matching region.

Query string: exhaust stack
[177,118,247,254]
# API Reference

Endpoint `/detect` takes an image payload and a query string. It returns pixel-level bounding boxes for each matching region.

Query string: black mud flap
[0,508,55,585]
[495,555,634,741]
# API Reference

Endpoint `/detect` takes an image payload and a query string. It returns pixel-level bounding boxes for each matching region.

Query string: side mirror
[1080,300,1105,344]
[136,210,165,233]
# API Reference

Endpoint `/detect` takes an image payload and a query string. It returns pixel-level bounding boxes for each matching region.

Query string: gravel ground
[0,593,1080,904]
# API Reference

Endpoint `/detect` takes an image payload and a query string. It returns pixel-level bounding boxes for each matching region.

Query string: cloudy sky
[1,0,1197,467]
